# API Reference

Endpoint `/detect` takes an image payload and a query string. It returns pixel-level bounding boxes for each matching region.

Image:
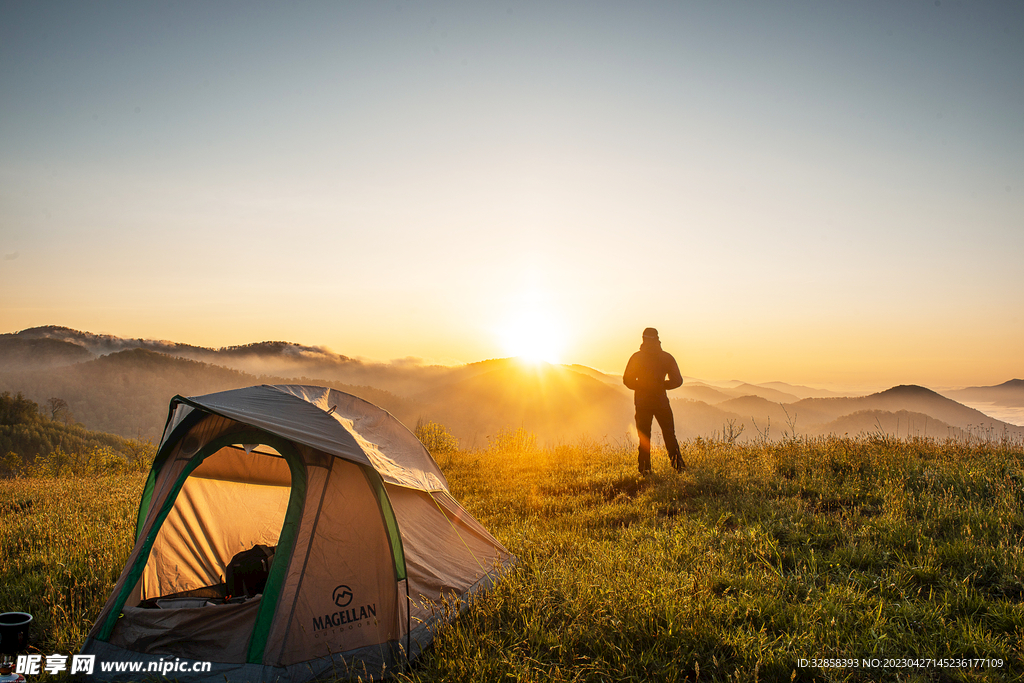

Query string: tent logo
[313,587,378,634]
[332,585,353,608]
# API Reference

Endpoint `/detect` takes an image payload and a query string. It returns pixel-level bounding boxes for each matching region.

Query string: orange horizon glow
[1,311,1020,393]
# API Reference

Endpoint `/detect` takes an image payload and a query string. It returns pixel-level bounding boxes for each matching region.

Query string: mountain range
[1,326,1021,446]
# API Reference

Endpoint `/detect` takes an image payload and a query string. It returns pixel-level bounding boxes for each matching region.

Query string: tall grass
[409,435,1024,682]
[2,435,1022,682]
[0,475,144,654]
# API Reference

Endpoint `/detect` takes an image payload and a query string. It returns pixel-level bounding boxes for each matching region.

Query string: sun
[498,307,566,364]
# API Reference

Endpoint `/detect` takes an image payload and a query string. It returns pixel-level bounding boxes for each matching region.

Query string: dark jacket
[623,340,683,407]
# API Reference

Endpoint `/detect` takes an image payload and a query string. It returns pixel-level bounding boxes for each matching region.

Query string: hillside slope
[416,359,633,447]
[0,349,421,441]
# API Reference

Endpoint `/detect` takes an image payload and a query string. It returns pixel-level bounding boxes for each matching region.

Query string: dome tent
[81,385,513,681]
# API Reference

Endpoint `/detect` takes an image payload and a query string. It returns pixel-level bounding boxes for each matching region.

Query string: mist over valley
[2,326,1021,449]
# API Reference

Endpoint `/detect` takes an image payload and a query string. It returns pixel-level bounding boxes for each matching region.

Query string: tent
[81,385,513,681]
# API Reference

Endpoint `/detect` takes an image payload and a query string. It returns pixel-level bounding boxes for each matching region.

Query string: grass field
[1,434,1022,682]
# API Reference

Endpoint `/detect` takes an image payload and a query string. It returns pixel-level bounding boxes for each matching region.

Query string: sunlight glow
[498,307,566,364]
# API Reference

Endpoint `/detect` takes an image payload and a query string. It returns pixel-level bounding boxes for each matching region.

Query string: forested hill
[0,391,152,475]
[0,348,421,442]
[0,336,93,371]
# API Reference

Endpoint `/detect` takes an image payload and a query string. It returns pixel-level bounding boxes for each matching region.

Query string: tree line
[0,391,155,477]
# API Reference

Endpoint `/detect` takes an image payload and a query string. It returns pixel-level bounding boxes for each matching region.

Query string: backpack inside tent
[81,385,514,681]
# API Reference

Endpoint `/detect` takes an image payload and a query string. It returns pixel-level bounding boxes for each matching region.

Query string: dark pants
[635,400,683,473]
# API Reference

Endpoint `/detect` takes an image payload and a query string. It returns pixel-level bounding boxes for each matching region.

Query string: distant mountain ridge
[755,381,851,399]
[0,326,453,396]
[671,384,1023,441]
[0,336,94,371]
[0,347,422,442]
[2,326,1021,444]
[2,325,355,369]
[942,379,1024,408]
[2,325,212,359]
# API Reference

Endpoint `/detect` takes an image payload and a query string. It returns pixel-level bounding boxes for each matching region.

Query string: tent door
[97,429,307,667]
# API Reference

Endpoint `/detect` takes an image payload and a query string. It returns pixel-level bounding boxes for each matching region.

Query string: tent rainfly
[81,385,513,681]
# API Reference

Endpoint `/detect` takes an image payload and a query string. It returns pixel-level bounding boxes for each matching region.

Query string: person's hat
[642,327,659,339]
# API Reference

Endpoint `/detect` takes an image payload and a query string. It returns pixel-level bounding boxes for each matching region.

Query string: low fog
[2,327,1022,449]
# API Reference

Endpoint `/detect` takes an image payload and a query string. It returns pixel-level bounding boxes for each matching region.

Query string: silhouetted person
[623,327,684,474]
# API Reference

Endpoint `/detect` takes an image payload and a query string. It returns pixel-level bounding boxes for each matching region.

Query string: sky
[1,1,1022,390]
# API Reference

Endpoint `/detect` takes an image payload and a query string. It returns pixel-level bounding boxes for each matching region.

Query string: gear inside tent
[81,385,514,682]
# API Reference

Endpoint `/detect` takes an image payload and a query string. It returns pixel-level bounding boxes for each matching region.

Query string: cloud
[389,356,426,367]
[3,252,18,261]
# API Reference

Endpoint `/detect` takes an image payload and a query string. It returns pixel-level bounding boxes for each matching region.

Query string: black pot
[0,613,31,655]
